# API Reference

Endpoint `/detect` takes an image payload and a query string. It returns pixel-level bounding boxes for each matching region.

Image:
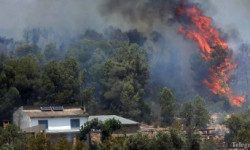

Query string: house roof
[88,115,139,125]
[22,106,88,118]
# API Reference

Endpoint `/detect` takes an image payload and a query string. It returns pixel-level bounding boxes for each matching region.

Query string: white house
[13,106,140,144]
[13,106,88,142]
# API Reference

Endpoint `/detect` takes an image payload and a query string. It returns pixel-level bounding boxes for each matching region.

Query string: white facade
[30,117,88,133]
[12,106,88,134]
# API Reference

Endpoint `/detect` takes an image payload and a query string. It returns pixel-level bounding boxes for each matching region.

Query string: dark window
[38,120,48,129]
[40,106,51,111]
[71,119,80,128]
[52,106,64,111]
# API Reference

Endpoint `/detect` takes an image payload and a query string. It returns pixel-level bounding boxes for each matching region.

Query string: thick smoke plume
[0,0,249,109]
[100,0,183,34]
[100,0,249,107]
[176,3,244,107]
[0,0,110,40]
[101,0,198,103]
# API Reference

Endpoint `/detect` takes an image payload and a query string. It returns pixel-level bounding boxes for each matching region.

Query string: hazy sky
[0,0,249,44]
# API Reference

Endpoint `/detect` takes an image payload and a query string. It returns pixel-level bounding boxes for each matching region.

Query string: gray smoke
[0,0,110,40]
[99,0,250,107]
[100,0,183,35]
[0,0,249,108]
[100,0,200,101]
[194,0,250,53]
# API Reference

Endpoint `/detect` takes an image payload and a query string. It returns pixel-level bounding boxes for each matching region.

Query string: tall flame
[177,3,245,107]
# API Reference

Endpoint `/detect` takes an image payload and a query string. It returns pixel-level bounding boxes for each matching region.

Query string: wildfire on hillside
[176,3,245,107]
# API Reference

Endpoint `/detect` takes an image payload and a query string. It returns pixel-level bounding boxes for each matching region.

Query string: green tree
[149,132,173,150]
[235,128,250,143]
[79,118,102,141]
[56,138,71,150]
[14,44,41,59]
[65,38,115,91]
[170,128,187,150]
[193,95,210,128]
[0,52,8,63]
[79,118,121,142]
[120,82,141,120]
[201,138,216,150]
[28,133,47,150]
[180,95,210,129]
[224,110,250,144]
[225,114,243,140]
[94,136,126,150]
[80,87,100,115]
[0,62,21,121]
[43,43,60,63]
[0,125,28,150]
[101,43,150,121]
[41,58,81,105]
[0,143,14,150]
[159,87,176,126]
[5,56,41,105]
[101,118,122,141]
[186,131,202,150]
[125,133,150,150]
[74,140,88,150]
[180,101,194,127]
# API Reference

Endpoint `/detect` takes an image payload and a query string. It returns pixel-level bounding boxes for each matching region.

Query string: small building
[88,115,140,144]
[13,106,88,143]
[13,107,140,145]
[88,115,140,135]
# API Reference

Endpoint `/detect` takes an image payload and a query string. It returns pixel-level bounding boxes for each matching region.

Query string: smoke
[203,0,250,106]
[100,0,184,34]
[0,0,249,108]
[99,0,250,107]
[202,0,250,51]
[0,0,249,50]
[0,0,113,40]
[100,0,202,101]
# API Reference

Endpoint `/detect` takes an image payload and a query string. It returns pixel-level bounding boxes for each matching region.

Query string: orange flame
[177,4,245,107]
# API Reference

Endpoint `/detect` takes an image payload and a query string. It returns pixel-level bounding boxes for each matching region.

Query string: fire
[177,3,245,107]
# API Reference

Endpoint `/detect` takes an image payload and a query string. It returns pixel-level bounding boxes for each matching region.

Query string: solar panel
[40,106,51,111]
[52,106,64,111]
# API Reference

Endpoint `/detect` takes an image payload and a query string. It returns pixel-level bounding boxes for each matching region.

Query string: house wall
[114,124,140,134]
[89,125,139,146]
[12,107,30,129]
[46,133,77,144]
[30,117,87,131]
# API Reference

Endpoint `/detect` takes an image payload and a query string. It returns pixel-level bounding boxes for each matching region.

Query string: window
[71,119,80,128]
[38,120,48,129]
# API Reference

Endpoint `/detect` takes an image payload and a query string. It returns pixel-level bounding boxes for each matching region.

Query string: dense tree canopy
[225,110,250,144]
[79,118,122,142]
[0,125,27,150]
[0,33,154,125]
[41,58,81,105]
[101,43,150,121]
[160,87,176,126]
[180,95,210,129]
[0,29,215,134]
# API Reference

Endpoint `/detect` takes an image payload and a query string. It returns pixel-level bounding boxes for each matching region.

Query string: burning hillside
[99,0,248,108]
[0,0,247,110]
[176,3,245,107]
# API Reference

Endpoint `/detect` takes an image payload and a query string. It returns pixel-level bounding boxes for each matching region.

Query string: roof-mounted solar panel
[40,106,51,111]
[52,106,64,111]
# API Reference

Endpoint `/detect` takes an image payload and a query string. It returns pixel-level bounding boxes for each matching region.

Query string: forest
[0,27,213,150]
[0,0,250,149]
[0,27,209,124]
